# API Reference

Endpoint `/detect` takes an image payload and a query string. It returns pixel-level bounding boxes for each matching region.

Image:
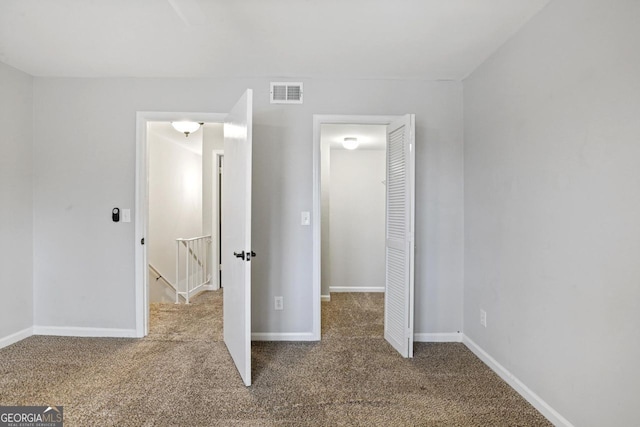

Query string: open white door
[222,89,253,386]
[384,114,415,358]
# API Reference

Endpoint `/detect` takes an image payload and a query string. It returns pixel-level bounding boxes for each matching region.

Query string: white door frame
[211,150,224,290]
[135,111,227,337]
[312,114,402,341]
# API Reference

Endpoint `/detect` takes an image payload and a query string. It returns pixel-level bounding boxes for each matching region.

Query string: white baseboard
[414,332,463,342]
[252,332,317,342]
[202,285,217,291]
[330,286,384,293]
[463,335,573,427]
[0,327,33,349]
[33,326,138,338]
[321,295,331,302]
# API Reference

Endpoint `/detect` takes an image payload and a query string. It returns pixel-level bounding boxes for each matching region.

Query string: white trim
[321,295,331,302]
[312,117,322,341]
[136,111,227,338]
[313,114,403,342]
[33,326,138,338]
[463,335,574,427]
[251,332,316,341]
[0,327,33,349]
[414,332,463,342]
[329,286,385,293]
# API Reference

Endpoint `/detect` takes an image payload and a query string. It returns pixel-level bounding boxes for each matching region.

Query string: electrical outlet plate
[274,296,283,311]
[301,211,310,226]
[480,309,487,328]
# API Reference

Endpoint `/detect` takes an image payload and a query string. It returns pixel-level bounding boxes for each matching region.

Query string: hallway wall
[329,149,386,292]
[148,124,203,287]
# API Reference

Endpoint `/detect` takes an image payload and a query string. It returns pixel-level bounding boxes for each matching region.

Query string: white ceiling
[0,0,550,79]
[322,124,387,151]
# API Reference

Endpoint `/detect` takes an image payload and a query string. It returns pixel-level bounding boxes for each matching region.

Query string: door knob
[234,251,245,260]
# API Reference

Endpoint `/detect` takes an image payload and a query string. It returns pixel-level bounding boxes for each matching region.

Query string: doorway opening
[320,124,388,297]
[319,123,387,338]
[312,114,416,358]
[146,122,223,305]
[135,112,226,337]
[135,90,254,386]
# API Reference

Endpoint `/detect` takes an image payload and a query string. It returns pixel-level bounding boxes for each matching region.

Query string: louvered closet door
[384,114,415,358]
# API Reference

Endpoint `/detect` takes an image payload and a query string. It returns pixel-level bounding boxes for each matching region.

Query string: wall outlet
[274,296,284,311]
[480,309,487,328]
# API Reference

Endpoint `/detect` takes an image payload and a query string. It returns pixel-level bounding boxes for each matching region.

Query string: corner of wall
[0,61,35,345]
[462,335,574,427]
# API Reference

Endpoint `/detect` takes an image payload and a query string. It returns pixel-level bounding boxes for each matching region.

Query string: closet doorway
[312,114,416,358]
[320,124,387,297]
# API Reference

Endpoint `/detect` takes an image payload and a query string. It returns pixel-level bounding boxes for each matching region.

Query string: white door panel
[222,89,253,386]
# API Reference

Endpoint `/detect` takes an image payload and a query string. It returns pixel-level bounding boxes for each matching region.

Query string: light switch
[122,209,131,223]
[301,211,310,226]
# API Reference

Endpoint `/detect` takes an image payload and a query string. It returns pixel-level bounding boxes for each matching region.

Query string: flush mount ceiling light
[342,137,359,150]
[171,121,202,137]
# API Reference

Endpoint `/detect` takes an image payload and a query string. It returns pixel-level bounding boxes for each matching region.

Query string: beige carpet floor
[0,291,551,426]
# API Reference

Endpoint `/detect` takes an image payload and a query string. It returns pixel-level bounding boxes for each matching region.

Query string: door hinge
[141,238,145,245]
[219,264,223,271]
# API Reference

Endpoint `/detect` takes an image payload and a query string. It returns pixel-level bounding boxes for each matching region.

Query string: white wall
[464,1,640,425]
[0,62,33,343]
[148,124,203,285]
[329,149,386,291]
[32,77,463,336]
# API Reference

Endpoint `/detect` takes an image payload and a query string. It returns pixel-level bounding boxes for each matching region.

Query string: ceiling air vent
[270,82,303,104]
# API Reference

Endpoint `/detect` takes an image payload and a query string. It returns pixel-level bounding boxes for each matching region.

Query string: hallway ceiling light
[343,137,359,150]
[171,121,201,137]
